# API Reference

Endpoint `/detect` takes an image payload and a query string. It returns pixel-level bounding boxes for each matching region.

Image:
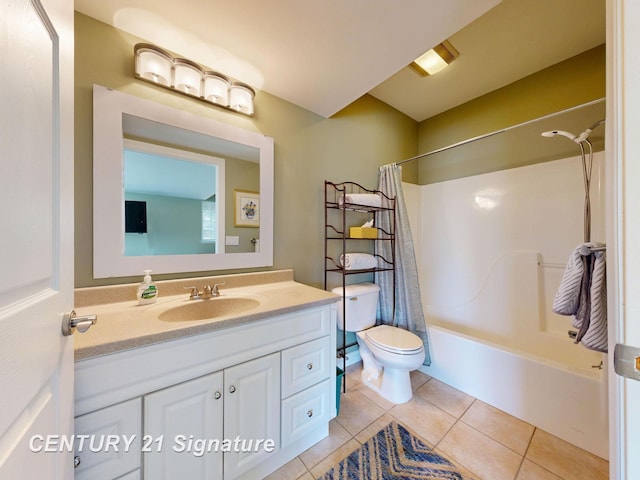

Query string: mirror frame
[93,84,273,278]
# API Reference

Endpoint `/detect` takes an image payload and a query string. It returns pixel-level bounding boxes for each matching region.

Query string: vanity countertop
[73,270,339,361]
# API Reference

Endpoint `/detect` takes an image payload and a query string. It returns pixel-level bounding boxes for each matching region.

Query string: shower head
[575,119,605,143]
[541,130,578,142]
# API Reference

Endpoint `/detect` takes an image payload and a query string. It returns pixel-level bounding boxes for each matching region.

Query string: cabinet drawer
[281,336,331,398]
[281,379,332,447]
[74,398,141,480]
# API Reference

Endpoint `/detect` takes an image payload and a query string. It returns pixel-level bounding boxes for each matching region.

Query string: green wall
[124,193,214,255]
[75,13,605,287]
[417,45,606,184]
[74,12,418,288]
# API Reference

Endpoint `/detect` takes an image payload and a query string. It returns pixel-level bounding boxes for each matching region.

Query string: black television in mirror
[125,200,147,233]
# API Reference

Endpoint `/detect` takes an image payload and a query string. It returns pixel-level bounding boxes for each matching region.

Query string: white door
[608,1,640,478]
[0,0,74,478]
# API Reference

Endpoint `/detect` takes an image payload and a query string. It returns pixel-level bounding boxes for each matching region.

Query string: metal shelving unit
[323,181,396,393]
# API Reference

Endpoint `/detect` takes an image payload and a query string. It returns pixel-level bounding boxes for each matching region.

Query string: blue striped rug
[317,421,470,480]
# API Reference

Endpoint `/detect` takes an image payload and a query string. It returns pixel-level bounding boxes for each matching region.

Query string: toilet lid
[365,325,424,354]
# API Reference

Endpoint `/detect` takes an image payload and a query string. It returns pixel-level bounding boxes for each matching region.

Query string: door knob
[214,391,222,400]
[62,311,97,336]
[229,385,236,393]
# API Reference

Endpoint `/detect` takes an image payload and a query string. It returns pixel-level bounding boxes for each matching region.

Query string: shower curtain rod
[394,97,605,166]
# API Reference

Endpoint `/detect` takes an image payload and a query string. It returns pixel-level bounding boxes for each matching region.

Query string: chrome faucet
[184,282,226,300]
[183,286,201,300]
[210,282,226,297]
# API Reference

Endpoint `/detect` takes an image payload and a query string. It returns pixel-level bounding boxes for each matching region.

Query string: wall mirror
[93,84,273,278]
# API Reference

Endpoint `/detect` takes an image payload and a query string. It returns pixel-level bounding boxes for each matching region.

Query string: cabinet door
[74,398,141,480]
[144,372,224,480]
[224,353,280,479]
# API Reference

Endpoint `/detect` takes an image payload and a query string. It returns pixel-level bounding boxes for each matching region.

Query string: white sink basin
[158,297,261,322]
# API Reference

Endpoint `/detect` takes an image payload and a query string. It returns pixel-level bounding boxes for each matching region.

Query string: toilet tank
[331,282,380,331]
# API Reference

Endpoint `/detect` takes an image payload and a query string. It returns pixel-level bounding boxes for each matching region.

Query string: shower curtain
[376,163,431,365]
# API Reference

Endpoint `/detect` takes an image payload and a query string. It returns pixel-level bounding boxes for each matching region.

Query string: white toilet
[332,283,425,404]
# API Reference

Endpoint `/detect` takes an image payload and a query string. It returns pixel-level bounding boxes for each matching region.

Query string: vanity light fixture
[409,39,459,76]
[173,58,204,97]
[134,43,256,116]
[203,72,230,106]
[229,82,255,115]
[134,44,173,86]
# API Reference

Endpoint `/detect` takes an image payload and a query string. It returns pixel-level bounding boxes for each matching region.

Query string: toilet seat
[365,325,424,355]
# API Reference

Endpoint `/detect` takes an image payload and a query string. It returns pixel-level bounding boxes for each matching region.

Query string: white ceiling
[74,0,605,122]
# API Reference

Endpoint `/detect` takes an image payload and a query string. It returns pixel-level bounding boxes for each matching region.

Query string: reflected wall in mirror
[124,139,225,256]
[93,84,273,278]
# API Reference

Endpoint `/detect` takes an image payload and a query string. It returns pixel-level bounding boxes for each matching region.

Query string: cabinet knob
[307,409,313,418]
[229,385,236,394]
[307,363,313,370]
[74,456,81,468]
[214,391,222,400]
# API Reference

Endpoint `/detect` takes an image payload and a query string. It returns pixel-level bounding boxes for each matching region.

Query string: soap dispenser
[137,270,158,305]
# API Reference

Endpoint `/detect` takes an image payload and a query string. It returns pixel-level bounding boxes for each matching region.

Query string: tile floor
[266,363,609,480]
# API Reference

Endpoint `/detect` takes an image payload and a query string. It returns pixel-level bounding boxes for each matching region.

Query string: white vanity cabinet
[74,303,336,480]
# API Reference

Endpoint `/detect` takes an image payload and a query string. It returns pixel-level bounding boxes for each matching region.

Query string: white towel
[338,193,382,208]
[340,253,377,270]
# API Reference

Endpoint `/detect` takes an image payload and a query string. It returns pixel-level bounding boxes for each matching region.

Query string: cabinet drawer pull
[307,409,313,418]
[74,456,81,468]
[307,363,313,370]
[214,391,222,400]
[229,385,236,394]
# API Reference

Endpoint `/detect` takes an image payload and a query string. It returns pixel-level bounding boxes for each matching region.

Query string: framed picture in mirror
[235,190,260,227]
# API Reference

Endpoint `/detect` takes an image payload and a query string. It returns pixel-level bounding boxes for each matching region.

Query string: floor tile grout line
[518,427,569,480]
[456,408,535,458]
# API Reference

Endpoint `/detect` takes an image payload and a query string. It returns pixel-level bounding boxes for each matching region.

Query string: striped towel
[553,243,607,353]
[552,246,584,315]
[580,250,607,352]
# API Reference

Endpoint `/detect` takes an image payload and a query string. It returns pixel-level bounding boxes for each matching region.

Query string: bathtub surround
[376,164,431,365]
[406,154,608,458]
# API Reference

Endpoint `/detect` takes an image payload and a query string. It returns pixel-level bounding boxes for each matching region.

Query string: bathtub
[404,155,609,459]
[421,324,608,459]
